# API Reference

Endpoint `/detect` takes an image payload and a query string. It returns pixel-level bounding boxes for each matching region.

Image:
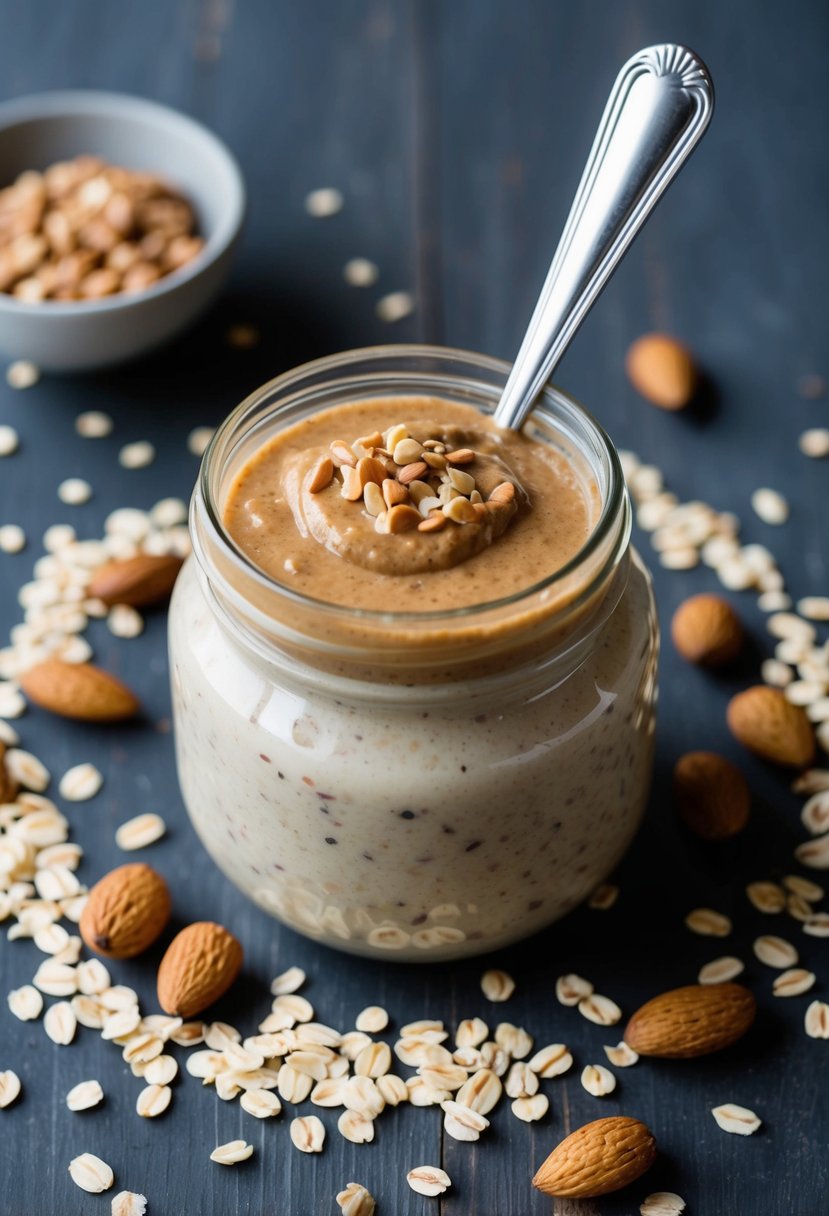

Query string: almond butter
[727,686,815,768]
[80,863,171,959]
[88,554,183,607]
[157,921,243,1017]
[625,333,697,410]
[624,983,756,1059]
[674,751,750,840]
[532,1116,656,1198]
[671,594,743,666]
[20,659,140,722]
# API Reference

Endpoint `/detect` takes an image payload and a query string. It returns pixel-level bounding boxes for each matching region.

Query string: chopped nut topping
[319,422,521,544]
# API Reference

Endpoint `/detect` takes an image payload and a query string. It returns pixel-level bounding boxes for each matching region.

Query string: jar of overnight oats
[169,346,658,961]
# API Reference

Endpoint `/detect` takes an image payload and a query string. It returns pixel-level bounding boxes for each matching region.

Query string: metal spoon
[493,44,714,431]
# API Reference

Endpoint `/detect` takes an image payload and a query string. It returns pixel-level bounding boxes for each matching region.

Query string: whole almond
[88,554,183,608]
[80,863,171,959]
[727,686,815,768]
[671,594,743,666]
[674,751,750,840]
[624,983,756,1059]
[532,1116,656,1198]
[0,742,19,802]
[625,333,697,410]
[157,921,243,1017]
[20,659,139,722]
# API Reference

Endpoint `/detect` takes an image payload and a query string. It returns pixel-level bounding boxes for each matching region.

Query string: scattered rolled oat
[136,1083,172,1117]
[406,1165,452,1196]
[108,604,144,638]
[698,956,745,985]
[773,969,816,997]
[640,1192,686,1216]
[527,1043,573,1077]
[480,969,515,1002]
[336,1182,376,1216]
[0,524,26,553]
[338,1108,375,1143]
[143,1054,178,1085]
[290,1113,326,1152]
[804,999,829,1038]
[685,907,732,937]
[210,1140,253,1165]
[355,1004,388,1033]
[57,478,93,506]
[0,1069,21,1107]
[578,993,622,1026]
[375,290,414,323]
[7,985,42,1021]
[556,973,595,1006]
[799,428,829,458]
[44,1000,77,1044]
[511,1093,549,1122]
[118,441,155,470]
[5,747,50,791]
[187,426,215,456]
[68,1152,114,1192]
[111,1193,148,1216]
[114,812,166,851]
[0,423,19,455]
[343,258,379,287]
[304,187,344,217]
[753,935,798,968]
[751,487,789,525]
[75,411,113,438]
[711,1103,762,1135]
[795,834,829,870]
[802,792,829,836]
[581,1064,616,1096]
[746,880,786,913]
[603,1041,639,1068]
[240,1089,282,1118]
[59,762,103,802]
[66,1079,104,1111]
[6,360,39,389]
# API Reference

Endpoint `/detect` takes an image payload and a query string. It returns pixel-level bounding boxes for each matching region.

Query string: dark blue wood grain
[0,1,827,1213]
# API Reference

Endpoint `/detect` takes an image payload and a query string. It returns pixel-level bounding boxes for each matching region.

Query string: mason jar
[169,346,658,961]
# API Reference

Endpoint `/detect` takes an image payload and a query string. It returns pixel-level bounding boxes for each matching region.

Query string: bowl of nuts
[0,90,245,371]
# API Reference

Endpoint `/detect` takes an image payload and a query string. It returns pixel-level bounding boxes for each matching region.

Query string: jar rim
[195,343,629,629]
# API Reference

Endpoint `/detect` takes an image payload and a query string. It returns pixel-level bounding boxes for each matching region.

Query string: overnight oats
[169,347,658,960]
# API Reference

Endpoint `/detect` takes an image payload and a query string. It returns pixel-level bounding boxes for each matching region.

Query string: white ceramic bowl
[0,91,245,371]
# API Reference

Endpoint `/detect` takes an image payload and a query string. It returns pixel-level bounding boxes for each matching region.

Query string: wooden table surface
[1,2,827,1213]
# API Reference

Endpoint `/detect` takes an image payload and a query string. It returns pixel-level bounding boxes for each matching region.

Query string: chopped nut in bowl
[0,90,244,371]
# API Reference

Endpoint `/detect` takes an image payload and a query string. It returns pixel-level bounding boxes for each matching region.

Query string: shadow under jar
[169,346,658,961]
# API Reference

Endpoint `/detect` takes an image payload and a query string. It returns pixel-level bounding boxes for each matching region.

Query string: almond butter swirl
[294,421,526,573]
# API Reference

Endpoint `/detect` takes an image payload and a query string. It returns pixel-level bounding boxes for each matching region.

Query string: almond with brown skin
[674,751,751,839]
[80,863,171,959]
[0,742,18,803]
[157,921,243,1017]
[20,659,139,722]
[624,983,756,1059]
[671,594,743,666]
[625,333,697,410]
[727,685,815,768]
[532,1116,656,1198]
[88,554,183,608]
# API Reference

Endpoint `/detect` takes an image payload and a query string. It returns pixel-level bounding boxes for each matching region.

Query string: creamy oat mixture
[169,395,657,959]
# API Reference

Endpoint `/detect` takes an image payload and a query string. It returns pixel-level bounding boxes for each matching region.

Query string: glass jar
[169,346,658,961]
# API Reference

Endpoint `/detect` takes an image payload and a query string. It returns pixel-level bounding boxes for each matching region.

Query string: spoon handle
[493,44,714,431]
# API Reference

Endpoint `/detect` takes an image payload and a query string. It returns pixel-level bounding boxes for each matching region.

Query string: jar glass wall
[169,346,658,960]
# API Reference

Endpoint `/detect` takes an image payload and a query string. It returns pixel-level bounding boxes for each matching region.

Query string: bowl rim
[0,88,246,315]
